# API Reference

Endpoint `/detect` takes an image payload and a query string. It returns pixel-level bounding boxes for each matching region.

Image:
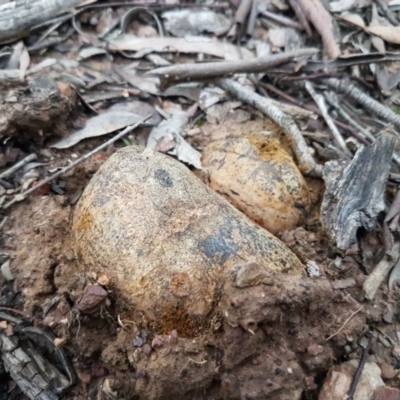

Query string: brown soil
[2,139,400,400]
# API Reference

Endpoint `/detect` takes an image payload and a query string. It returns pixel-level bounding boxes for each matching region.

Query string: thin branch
[323,77,400,131]
[373,0,399,26]
[149,48,319,82]
[217,78,322,177]
[288,0,312,36]
[325,306,364,341]
[260,10,303,30]
[325,91,400,166]
[0,154,37,180]
[296,0,341,59]
[347,333,373,400]
[2,115,151,209]
[305,81,351,156]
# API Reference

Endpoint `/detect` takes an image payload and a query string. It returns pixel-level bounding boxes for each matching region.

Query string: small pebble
[143,343,152,356]
[133,337,144,347]
[169,329,178,345]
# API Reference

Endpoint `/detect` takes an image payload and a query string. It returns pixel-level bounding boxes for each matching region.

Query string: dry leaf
[367,26,400,45]
[52,111,151,149]
[109,100,162,126]
[108,35,254,61]
[19,43,30,80]
[147,110,202,169]
[115,67,160,95]
[162,9,231,37]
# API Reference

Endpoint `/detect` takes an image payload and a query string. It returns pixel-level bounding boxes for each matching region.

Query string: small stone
[235,262,274,288]
[143,343,152,356]
[383,308,394,324]
[140,330,148,340]
[4,325,13,336]
[319,361,384,400]
[377,362,396,380]
[76,285,108,313]
[133,337,144,347]
[392,345,400,360]
[151,336,164,349]
[307,344,324,356]
[169,329,178,345]
[97,274,110,286]
[331,278,356,290]
[373,386,400,400]
[77,371,91,385]
[54,337,67,348]
[132,348,141,362]
[303,375,317,390]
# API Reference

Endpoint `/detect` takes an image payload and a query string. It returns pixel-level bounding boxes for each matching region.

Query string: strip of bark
[321,134,396,251]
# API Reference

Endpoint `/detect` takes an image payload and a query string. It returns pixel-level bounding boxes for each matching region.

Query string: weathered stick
[0,0,87,44]
[149,48,319,82]
[217,78,322,177]
[323,77,400,131]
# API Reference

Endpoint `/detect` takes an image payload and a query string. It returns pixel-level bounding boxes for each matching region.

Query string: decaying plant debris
[2,0,400,399]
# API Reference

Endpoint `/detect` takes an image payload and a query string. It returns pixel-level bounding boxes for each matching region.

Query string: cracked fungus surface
[72,146,303,336]
[201,133,311,235]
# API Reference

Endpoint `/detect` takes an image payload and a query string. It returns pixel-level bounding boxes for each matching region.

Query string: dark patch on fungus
[154,169,173,187]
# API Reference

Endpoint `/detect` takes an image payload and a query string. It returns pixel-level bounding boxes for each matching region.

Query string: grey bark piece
[0,0,87,44]
[0,329,73,400]
[321,135,396,250]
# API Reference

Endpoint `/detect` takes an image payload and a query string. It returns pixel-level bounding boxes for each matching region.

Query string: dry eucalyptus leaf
[109,100,162,126]
[19,43,30,80]
[162,83,202,102]
[52,111,149,149]
[330,0,370,12]
[162,9,231,37]
[78,46,107,60]
[147,110,202,169]
[367,26,400,45]
[116,67,160,95]
[108,35,254,60]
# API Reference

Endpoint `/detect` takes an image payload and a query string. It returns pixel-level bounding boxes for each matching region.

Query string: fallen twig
[325,305,364,341]
[296,0,341,59]
[217,78,322,177]
[2,115,151,209]
[347,333,373,400]
[322,77,400,131]
[260,81,355,134]
[235,0,253,25]
[261,10,303,30]
[305,81,351,156]
[324,92,375,143]
[150,48,318,83]
[373,0,399,26]
[288,0,312,36]
[0,154,37,180]
[363,241,400,300]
